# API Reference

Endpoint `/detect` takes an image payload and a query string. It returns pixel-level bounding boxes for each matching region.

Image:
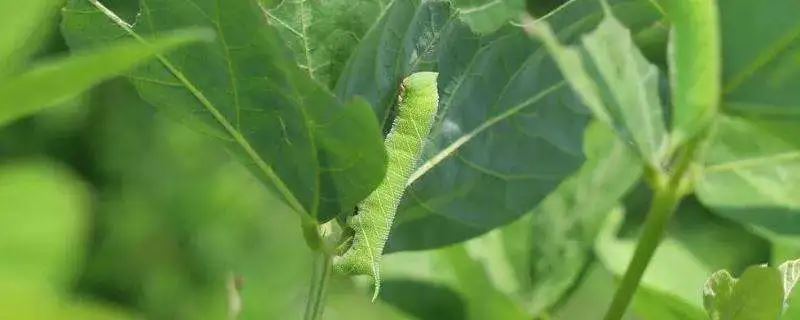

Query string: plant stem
[602,183,681,320]
[304,251,332,320]
[603,137,705,320]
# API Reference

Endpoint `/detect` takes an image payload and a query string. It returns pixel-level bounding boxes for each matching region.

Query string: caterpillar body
[333,72,439,299]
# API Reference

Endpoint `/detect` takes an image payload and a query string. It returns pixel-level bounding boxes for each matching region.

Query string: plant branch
[304,250,332,320]
[602,135,705,320]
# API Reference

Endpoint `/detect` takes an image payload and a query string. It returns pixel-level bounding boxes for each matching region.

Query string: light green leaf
[452,0,526,35]
[779,258,800,306]
[596,199,768,310]
[530,5,668,167]
[703,270,737,320]
[703,266,784,320]
[696,115,800,237]
[524,121,641,314]
[0,0,58,75]
[0,161,89,289]
[720,0,800,118]
[0,30,209,128]
[660,0,721,144]
[61,0,387,222]
[259,0,389,88]
[336,0,661,251]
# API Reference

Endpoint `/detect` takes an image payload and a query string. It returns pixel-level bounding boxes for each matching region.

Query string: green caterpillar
[333,72,439,299]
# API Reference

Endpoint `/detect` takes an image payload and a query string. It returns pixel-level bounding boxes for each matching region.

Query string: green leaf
[61,0,387,222]
[696,115,800,237]
[703,270,737,320]
[452,0,526,35]
[660,0,721,144]
[259,0,389,88]
[336,0,661,251]
[530,4,668,167]
[0,0,58,75]
[0,30,209,128]
[779,258,800,306]
[703,266,784,320]
[0,161,89,289]
[720,0,800,118]
[596,199,768,310]
[525,121,641,314]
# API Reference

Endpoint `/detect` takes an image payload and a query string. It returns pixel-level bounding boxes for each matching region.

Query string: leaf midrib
[90,0,312,220]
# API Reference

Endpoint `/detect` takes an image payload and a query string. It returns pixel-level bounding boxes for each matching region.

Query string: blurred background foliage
[2,0,799,319]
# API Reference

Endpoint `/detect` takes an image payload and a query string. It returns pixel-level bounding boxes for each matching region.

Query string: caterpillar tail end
[333,252,382,301]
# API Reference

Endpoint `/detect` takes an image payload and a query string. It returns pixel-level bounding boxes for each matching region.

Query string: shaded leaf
[61,0,386,221]
[0,30,209,127]
[530,5,668,167]
[720,0,800,118]
[336,0,661,251]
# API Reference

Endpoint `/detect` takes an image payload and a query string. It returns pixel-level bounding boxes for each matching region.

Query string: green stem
[304,251,332,320]
[602,182,681,320]
[603,137,705,320]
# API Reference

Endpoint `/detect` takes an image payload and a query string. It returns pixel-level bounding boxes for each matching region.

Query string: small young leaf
[529,4,668,167]
[779,258,800,306]
[0,30,209,127]
[703,270,737,320]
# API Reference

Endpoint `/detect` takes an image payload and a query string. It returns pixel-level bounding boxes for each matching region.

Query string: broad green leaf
[62,0,386,222]
[696,115,800,237]
[703,266,784,320]
[0,30,209,127]
[530,5,668,167]
[660,0,721,144]
[596,199,768,310]
[336,0,661,251]
[0,161,89,289]
[524,121,641,314]
[259,0,389,88]
[720,0,800,118]
[452,0,526,35]
[0,0,58,75]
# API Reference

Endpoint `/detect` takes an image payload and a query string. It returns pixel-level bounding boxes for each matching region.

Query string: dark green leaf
[0,30,209,127]
[61,0,386,221]
[336,0,661,251]
[720,0,800,118]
